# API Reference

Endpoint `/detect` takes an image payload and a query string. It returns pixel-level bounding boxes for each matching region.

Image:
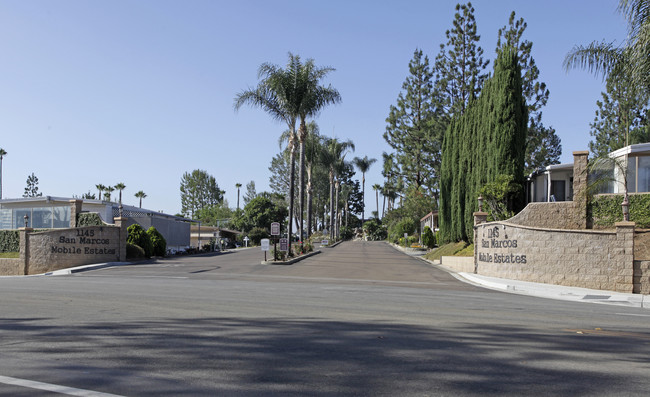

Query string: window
[53,206,70,228]
[627,157,637,193]
[551,180,566,201]
[637,156,650,192]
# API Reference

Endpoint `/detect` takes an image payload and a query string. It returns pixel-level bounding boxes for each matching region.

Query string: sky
[0,0,630,216]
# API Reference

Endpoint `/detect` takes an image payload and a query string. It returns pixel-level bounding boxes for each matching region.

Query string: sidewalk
[454,267,648,310]
[422,256,649,310]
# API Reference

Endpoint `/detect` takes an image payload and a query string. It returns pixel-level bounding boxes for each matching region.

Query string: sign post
[279,238,288,253]
[270,222,281,260]
[261,238,270,261]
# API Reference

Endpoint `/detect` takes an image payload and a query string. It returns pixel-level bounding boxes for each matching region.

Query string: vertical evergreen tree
[439,46,527,242]
[496,11,562,173]
[23,172,42,198]
[180,170,223,218]
[384,49,443,198]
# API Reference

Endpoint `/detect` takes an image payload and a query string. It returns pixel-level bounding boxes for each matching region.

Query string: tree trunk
[306,163,313,238]
[329,171,335,241]
[298,123,306,245]
[288,146,296,255]
[335,180,340,239]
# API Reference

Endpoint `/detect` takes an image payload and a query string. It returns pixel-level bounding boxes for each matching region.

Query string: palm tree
[104,186,115,202]
[114,183,126,204]
[295,59,341,244]
[135,190,147,208]
[564,0,650,97]
[96,184,106,201]
[372,183,381,219]
[235,53,303,254]
[0,148,6,200]
[321,138,355,240]
[235,183,242,210]
[353,155,377,225]
[304,122,322,235]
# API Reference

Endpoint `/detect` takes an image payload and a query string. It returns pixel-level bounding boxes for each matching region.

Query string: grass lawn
[0,252,19,258]
[424,241,473,261]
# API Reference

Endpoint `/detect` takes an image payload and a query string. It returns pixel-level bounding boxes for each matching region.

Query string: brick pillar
[473,212,488,274]
[69,199,83,228]
[113,217,128,261]
[19,227,33,275]
[615,221,635,293]
[572,151,589,229]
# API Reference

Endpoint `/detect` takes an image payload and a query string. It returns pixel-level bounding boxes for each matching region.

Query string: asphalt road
[1,241,649,396]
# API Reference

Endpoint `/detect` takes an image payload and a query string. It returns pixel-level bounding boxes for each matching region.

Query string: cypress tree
[439,46,527,243]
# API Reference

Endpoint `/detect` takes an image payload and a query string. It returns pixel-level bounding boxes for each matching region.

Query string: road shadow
[1,316,648,396]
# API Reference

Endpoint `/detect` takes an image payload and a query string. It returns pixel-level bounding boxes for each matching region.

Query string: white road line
[615,313,650,317]
[0,375,125,396]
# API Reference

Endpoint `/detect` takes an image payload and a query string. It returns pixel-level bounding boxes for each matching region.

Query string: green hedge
[77,213,106,227]
[0,230,20,253]
[591,194,650,228]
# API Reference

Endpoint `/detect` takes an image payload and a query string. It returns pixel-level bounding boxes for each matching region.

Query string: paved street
[1,241,649,396]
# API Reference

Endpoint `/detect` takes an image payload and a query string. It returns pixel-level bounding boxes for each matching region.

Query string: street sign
[271,222,280,236]
[279,238,288,252]
[260,239,270,251]
[322,239,329,246]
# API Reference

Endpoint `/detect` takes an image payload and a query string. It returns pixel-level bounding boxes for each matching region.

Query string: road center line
[0,375,124,396]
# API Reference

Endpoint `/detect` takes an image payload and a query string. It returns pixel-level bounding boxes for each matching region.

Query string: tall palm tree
[135,190,147,208]
[0,148,6,200]
[564,0,650,96]
[295,59,341,244]
[114,183,126,204]
[104,186,115,202]
[235,183,242,210]
[372,183,381,219]
[321,138,355,240]
[235,53,304,253]
[303,122,322,235]
[353,155,377,225]
[96,184,105,201]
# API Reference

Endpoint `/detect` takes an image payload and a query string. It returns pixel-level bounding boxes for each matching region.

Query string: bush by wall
[147,227,167,257]
[422,226,435,248]
[76,213,106,227]
[127,223,153,257]
[126,243,146,259]
[0,230,20,253]
[591,194,650,228]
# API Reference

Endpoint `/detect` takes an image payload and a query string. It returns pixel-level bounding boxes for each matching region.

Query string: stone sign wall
[474,220,636,293]
[25,226,123,274]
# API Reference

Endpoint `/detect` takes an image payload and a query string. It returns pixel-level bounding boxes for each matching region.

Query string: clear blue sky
[0,0,628,215]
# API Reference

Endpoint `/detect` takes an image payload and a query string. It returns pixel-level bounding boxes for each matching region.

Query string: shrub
[340,226,354,241]
[76,213,105,227]
[247,227,269,245]
[0,230,20,253]
[127,223,153,258]
[363,218,387,241]
[388,218,417,244]
[422,226,435,248]
[147,227,167,257]
[126,243,146,259]
[591,194,650,228]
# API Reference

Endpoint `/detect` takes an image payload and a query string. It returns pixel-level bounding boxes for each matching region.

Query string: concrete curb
[45,261,132,276]
[261,249,321,265]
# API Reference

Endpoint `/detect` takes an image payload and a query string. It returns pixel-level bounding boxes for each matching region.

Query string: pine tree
[589,71,650,157]
[23,172,42,198]
[384,49,443,198]
[434,2,489,118]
